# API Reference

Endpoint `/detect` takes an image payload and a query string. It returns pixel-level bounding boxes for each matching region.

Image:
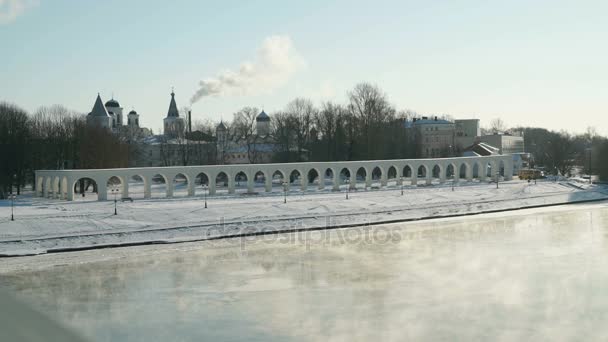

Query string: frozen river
[1,203,608,341]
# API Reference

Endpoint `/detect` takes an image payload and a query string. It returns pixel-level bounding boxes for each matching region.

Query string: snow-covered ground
[0,179,607,256]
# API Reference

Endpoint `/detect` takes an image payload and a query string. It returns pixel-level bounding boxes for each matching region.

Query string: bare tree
[232,107,260,163]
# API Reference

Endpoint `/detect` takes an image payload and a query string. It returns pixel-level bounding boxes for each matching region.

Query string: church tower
[216,121,227,164]
[105,97,123,130]
[86,94,112,129]
[163,89,185,138]
[256,110,270,136]
[127,109,140,128]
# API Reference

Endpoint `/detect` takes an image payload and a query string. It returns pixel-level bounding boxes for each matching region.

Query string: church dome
[105,99,120,108]
[256,110,270,122]
[216,121,227,131]
[129,110,138,115]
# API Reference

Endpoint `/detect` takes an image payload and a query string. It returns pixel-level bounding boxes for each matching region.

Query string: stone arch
[339,168,351,181]
[272,170,286,190]
[307,168,320,185]
[253,170,267,191]
[355,167,367,183]
[324,168,335,188]
[498,160,506,177]
[417,165,428,178]
[215,172,229,194]
[234,171,248,192]
[289,169,302,185]
[172,173,190,197]
[403,165,413,178]
[387,166,398,180]
[128,174,146,199]
[473,162,481,179]
[195,172,210,186]
[150,174,168,198]
[371,166,382,180]
[106,176,123,199]
[72,177,97,201]
[432,164,442,179]
[446,164,456,178]
[459,163,468,179]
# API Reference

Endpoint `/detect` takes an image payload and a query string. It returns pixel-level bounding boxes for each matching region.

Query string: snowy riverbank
[1,180,607,256]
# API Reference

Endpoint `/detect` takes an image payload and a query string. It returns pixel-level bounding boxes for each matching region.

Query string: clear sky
[1,0,607,134]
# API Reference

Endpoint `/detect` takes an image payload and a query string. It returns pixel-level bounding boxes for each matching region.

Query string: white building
[104,98,123,130]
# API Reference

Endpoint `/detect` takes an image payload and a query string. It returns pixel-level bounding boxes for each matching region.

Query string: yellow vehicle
[518,169,542,180]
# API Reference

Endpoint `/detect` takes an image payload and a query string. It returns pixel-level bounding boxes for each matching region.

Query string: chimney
[188,110,192,134]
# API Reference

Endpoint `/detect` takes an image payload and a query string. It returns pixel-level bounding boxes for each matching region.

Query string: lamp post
[586,147,592,184]
[400,176,404,196]
[202,184,208,208]
[496,171,500,189]
[282,181,288,204]
[345,178,350,200]
[10,194,16,221]
[111,186,119,215]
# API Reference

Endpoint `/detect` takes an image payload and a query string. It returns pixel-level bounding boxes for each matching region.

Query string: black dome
[129,110,137,115]
[105,99,120,108]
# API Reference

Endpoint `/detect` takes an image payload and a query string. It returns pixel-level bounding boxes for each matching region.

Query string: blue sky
[1,0,607,134]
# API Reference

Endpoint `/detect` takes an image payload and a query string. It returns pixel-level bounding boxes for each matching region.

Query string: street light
[202,184,208,208]
[9,194,16,221]
[111,186,119,215]
[282,181,288,204]
[345,178,350,200]
[586,147,592,184]
[400,176,404,196]
[496,171,500,189]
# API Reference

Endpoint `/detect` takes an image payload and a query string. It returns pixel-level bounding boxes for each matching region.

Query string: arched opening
[73,177,97,201]
[486,162,494,178]
[387,166,397,180]
[459,163,468,179]
[129,175,146,199]
[339,168,350,181]
[254,171,266,191]
[173,173,189,197]
[371,166,382,186]
[308,168,320,187]
[196,172,210,186]
[289,170,301,187]
[432,165,441,178]
[324,168,334,188]
[403,165,412,178]
[234,171,248,193]
[417,165,427,179]
[355,167,367,189]
[473,163,480,179]
[151,174,167,198]
[447,164,455,179]
[499,160,506,177]
[215,172,229,194]
[272,170,285,191]
[106,176,123,199]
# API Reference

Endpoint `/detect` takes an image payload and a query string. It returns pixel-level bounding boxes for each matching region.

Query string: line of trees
[2,82,608,198]
[0,103,129,198]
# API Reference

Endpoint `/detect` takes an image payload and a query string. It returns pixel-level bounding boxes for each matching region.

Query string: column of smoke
[189,35,304,105]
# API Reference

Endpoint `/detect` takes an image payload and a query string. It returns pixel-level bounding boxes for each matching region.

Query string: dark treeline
[2,82,607,198]
[516,126,607,178]
[0,103,128,198]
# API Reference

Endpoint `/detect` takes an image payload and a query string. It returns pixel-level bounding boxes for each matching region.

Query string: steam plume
[190,35,304,104]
